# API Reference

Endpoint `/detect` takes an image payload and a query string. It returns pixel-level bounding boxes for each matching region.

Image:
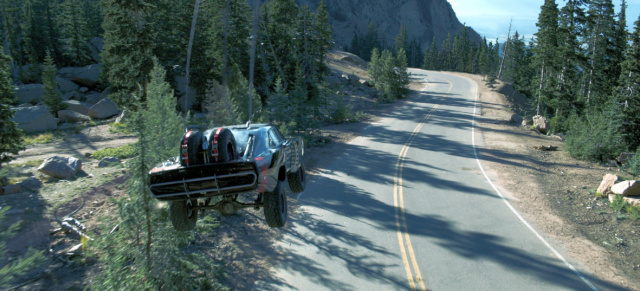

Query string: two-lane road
[257,70,607,290]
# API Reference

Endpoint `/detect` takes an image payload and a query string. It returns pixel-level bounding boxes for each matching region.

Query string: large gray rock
[88,37,104,63]
[57,77,79,94]
[98,157,121,168]
[533,115,550,134]
[84,92,104,105]
[58,64,102,88]
[88,98,119,119]
[597,174,619,196]
[62,100,90,115]
[38,156,82,179]
[10,106,58,132]
[58,110,91,123]
[14,84,45,104]
[62,91,81,101]
[611,180,640,196]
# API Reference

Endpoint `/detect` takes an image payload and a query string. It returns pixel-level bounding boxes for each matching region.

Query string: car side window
[268,129,283,147]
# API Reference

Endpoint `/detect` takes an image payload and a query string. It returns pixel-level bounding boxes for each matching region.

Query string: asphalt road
[256,70,608,290]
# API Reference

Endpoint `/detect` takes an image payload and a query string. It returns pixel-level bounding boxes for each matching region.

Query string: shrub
[92,144,136,160]
[23,133,55,146]
[610,195,628,212]
[566,107,626,162]
[626,147,640,178]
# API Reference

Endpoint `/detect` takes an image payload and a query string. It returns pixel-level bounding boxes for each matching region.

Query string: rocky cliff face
[292,0,481,50]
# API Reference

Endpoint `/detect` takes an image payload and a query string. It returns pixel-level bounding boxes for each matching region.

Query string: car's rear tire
[263,181,287,228]
[169,199,198,231]
[180,131,203,167]
[214,128,236,162]
[287,164,305,193]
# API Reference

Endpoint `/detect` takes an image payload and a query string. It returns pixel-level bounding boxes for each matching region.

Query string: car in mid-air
[148,123,305,231]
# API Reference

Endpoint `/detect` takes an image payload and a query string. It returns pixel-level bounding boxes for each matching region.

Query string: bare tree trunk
[497,18,512,80]
[537,62,545,116]
[222,0,230,85]
[184,0,201,114]
[248,0,259,123]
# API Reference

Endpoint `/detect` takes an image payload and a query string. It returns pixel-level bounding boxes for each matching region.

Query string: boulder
[58,64,102,88]
[88,98,119,119]
[98,157,121,168]
[62,91,81,101]
[611,180,640,196]
[510,114,523,124]
[18,177,42,190]
[38,156,82,179]
[533,115,550,134]
[79,87,89,93]
[624,197,640,206]
[57,77,79,94]
[89,37,104,51]
[14,84,45,104]
[84,92,104,105]
[58,110,91,123]
[115,110,128,124]
[3,184,21,195]
[597,174,619,196]
[62,100,90,115]
[10,106,58,132]
[88,37,104,63]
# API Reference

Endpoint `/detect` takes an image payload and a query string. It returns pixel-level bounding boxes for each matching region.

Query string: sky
[448,0,640,42]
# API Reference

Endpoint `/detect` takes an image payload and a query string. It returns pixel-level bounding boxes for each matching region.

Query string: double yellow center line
[393,80,452,290]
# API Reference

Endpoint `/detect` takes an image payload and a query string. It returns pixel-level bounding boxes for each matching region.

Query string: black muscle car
[148,123,305,230]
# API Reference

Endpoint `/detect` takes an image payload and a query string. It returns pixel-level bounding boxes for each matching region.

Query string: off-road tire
[169,199,198,231]
[263,181,287,228]
[180,131,203,167]
[215,128,236,162]
[287,164,305,193]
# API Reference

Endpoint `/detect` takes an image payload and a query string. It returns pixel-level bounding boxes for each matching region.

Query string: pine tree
[95,59,223,289]
[583,0,619,108]
[0,46,23,169]
[615,15,640,151]
[314,0,332,60]
[100,0,155,110]
[42,52,65,117]
[394,25,407,56]
[363,22,380,61]
[60,0,91,66]
[531,0,560,115]
[20,0,47,64]
[367,47,381,86]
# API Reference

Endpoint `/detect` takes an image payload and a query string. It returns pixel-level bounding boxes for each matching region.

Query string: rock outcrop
[14,84,45,104]
[88,98,119,119]
[287,0,481,50]
[38,156,82,179]
[597,174,618,196]
[10,105,58,132]
[611,180,640,196]
[533,115,550,134]
[58,110,92,123]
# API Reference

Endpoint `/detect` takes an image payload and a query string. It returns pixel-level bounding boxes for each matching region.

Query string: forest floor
[1,51,638,290]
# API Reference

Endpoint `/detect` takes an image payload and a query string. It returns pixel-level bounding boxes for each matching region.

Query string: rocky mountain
[291,0,482,50]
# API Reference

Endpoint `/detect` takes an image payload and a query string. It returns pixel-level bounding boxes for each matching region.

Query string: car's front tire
[170,199,198,231]
[263,181,287,228]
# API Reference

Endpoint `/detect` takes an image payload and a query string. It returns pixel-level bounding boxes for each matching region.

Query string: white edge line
[469,81,599,291]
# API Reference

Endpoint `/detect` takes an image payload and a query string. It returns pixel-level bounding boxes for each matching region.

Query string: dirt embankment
[453,72,639,290]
